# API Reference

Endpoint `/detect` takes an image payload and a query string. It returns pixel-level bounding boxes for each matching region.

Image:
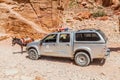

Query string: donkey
[12,37,34,53]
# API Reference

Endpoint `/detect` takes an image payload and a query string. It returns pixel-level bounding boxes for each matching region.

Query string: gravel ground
[0,38,120,80]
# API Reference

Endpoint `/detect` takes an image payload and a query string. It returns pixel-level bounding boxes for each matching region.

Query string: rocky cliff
[0,0,120,42]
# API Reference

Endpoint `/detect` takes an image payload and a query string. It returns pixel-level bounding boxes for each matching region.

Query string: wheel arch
[27,46,40,55]
[74,49,92,61]
[28,47,37,51]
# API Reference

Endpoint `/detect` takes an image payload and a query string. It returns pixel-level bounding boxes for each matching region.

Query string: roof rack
[78,28,100,31]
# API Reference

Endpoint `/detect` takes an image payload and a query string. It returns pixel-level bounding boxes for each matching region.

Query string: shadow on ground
[13,51,27,54]
[26,56,106,66]
[109,47,120,52]
[90,59,106,66]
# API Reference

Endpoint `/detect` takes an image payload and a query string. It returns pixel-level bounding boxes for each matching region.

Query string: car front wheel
[28,49,39,60]
[74,52,90,66]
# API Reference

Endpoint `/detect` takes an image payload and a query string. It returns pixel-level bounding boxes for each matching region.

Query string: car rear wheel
[28,49,39,60]
[75,52,90,66]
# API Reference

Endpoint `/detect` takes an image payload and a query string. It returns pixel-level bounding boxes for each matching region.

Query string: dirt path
[0,3,47,34]
[0,38,120,80]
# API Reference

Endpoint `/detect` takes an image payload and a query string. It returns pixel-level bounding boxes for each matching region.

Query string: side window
[43,34,57,43]
[59,33,70,42]
[76,33,100,41]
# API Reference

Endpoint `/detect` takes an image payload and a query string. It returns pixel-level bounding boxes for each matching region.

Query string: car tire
[28,49,39,60]
[74,52,90,67]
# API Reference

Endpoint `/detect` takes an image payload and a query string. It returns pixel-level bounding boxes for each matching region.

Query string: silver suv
[26,29,110,66]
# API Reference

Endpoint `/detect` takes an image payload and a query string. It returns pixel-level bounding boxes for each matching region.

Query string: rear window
[97,30,107,42]
[76,33,100,41]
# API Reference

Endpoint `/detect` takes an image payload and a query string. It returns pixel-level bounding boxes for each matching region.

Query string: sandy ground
[0,38,120,80]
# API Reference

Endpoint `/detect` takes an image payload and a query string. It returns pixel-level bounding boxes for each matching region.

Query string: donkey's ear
[11,36,16,39]
[13,36,17,39]
[11,36,14,39]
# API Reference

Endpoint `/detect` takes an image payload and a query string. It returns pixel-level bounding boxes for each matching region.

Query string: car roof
[77,29,99,33]
[51,29,100,34]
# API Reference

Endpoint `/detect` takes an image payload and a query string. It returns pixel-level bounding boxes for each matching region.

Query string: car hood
[27,40,41,47]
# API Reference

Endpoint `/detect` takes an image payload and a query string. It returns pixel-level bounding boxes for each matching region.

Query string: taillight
[103,46,107,51]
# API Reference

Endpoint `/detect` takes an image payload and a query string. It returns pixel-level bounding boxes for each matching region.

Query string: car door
[40,34,58,56]
[57,33,73,57]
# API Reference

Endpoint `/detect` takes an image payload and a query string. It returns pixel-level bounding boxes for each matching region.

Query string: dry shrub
[92,10,107,18]
[0,0,5,2]
[35,76,44,80]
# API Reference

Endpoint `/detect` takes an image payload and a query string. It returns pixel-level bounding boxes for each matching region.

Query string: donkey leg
[21,46,23,54]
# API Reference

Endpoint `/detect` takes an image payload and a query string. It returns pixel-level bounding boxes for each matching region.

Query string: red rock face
[95,0,103,5]
[97,16,109,21]
[0,0,120,40]
[77,11,91,19]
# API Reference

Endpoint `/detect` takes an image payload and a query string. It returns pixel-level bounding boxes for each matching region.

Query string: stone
[4,69,19,76]
[20,76,34,80]
[100,72,106,76]
[35,76,43,80]
[81,1,87,6]
[97,16,109,21]
[114,10,120,15]
[76,11,91,20]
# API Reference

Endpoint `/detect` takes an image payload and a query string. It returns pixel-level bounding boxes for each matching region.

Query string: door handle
[66,44,70,46]
[52,44,56,46]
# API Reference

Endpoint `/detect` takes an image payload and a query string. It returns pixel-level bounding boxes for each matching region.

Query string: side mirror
[40,40,43,46]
